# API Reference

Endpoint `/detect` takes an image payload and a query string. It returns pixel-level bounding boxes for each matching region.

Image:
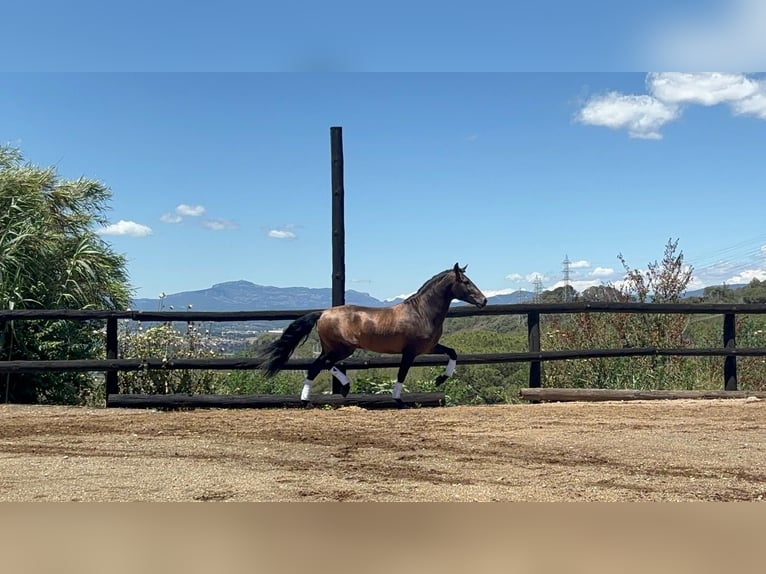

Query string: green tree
[1,146,131,403]
[581,285,622,302]
[742,278,766,304]
[703,284,737,303]
[541,285,577,303]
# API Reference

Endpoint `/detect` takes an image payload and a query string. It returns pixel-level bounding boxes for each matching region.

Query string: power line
[686,234,766,270]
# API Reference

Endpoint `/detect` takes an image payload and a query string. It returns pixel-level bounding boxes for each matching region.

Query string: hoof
[395,398,408,409]
[341,385,350,398]
[301,399,312,408]
[435,375,448,387]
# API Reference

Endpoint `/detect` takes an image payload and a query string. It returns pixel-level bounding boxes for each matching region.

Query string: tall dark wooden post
[105,316,119,400]
[330,127,346,394]
[723,313,737,391]
[528,311,541,388]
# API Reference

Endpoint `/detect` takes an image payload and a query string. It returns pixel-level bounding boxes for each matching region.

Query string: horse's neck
[411,278,453,323]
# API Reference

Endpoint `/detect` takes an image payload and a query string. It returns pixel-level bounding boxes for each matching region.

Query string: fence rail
[3,301,766,322]
[2,302,766,400]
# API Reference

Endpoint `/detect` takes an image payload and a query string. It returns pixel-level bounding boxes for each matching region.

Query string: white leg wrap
[301,379,314,401]
[330,366,350,386]
[445,358,457,377]
[392,382,403,400]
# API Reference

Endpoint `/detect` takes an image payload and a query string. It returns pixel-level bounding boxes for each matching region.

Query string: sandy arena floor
[1,398,764,501]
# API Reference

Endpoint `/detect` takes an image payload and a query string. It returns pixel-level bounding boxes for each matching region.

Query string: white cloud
[176,204,205,217]
[385,292,414,302]
[577,92,679,139]
[732,88,766,120]
[97,220,153,237]
[548,279,603,292]
[692,259,765,287]
[569,259,590,269]
[483,288,521,298]
[591,267,615,277]
[579,73,766,139]
[161,203,206,224]
[160,201,236,230]
[726,269,766,284]
[505,273,524,282]
[268,229,297,239]
[203,219,238,231]
[465,134,479,142]
[648,72,759,106]
[686,276,706,292]
[526,272,547,283]
[646,0,766,69]
[761,245,766,256]
[160,213,183,224]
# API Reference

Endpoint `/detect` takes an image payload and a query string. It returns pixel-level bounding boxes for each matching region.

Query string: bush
[543,239,720,390]
[118,322,225,395]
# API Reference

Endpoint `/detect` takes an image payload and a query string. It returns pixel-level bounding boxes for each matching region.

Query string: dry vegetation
[1,398,764,502]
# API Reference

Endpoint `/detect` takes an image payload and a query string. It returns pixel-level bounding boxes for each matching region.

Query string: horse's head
[450,263,487,308]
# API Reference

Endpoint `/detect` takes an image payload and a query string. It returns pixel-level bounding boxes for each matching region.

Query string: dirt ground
[1,398,764,502]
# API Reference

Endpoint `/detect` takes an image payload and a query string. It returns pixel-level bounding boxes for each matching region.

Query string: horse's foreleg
[432,343,457,386]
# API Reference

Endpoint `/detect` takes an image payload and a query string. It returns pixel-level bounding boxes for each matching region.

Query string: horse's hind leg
[301,354,330,402]
[329,365,351,397]
[326,346,355,397]
[301,348,353,402]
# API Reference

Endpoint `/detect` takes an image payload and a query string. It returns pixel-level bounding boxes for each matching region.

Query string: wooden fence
[2,302,766,406]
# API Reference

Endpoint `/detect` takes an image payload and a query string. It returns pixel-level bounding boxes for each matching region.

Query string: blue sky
[3,0,651,71]
[3,0,759,71]
[2,73,766,302]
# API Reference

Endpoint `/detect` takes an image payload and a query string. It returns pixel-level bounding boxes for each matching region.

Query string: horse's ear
[461,264,468,272]
[453,263,461,275]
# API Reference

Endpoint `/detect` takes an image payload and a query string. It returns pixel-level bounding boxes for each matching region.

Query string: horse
[256,263,487,403]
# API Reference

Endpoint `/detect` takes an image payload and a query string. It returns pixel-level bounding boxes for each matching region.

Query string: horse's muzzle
[476,298,487,308]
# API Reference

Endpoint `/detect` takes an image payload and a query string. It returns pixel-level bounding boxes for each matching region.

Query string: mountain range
[131,280,535,312]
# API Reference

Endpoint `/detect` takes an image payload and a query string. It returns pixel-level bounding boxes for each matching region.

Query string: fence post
[106,317,119,398]
[528,311,541,388]
[330,126,346,395]
[723,313,737,391]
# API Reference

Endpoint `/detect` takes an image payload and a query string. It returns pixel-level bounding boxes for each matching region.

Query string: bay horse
[257,263,487,403]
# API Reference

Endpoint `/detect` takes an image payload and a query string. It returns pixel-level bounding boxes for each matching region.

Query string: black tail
[256,311,322,376]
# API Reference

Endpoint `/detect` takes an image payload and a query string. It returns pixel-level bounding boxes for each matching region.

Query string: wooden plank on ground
[519,388,766,402]
[107,392,445,410]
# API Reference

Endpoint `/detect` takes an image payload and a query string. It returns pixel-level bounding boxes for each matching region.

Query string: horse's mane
[403,269,453,304]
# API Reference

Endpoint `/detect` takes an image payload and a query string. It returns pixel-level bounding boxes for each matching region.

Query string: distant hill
[131,280,536,312]
[131,279,752,313]
[483,291,535,305]
[131,280,385,312]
